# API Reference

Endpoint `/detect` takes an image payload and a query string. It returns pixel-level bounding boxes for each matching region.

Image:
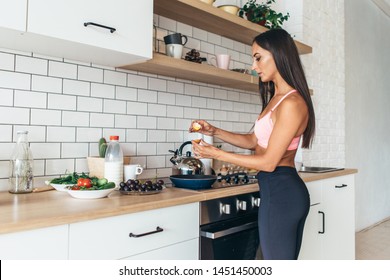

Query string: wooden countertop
[0,169,357,234]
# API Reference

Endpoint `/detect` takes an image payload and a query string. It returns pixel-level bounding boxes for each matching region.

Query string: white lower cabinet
[0,225,69,260]
[299,175,355,260]
[68,203,199,260]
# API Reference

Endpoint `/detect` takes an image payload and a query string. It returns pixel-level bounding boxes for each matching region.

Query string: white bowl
[67,188,115,199]
[45,181,74,192]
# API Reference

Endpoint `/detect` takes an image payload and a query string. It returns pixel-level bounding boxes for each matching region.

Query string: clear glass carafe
[9,131,34,194]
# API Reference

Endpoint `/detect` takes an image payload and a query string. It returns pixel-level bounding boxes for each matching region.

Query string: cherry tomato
[77,178,92,188]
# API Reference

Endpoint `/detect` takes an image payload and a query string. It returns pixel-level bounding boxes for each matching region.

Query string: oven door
[200,213,259,260]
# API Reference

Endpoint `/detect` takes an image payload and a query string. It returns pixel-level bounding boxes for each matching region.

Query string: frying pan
[170,175,217,190]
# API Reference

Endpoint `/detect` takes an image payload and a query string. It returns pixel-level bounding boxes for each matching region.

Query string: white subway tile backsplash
[76,127,102,142]
[115,115,136,129]
[63,79,90,96]
[16,56,47,75]
[49,61,77,79]
[0,52,14,71]
[0,88,14,106]
[32,75,62,93]
[138,116,157,129]
[0,7,341,180]
[47,126,75,142]
[147,155,166,168]
[0,143,13,160]
[104,99,126,114]
[148,103,167,117]
[127,101,147,115]
[62,111,89,127]
[0,70,30,90]
[91,83,115,99]
[157,117,175,130]
[104,70,127,86]
[116,86,137,101]
[167,81,184,94]
[127,73,148,89]
[0,161,9,178]
[90,113,114,128]
[0,107,29,124]
[0,125,12,142]
[78,66,103,83]
[31,143,61,159]
[61,143,89,158]
[48,93,76,110]
[138,89,158,103]
[46,159,75,175]
[157,92,176,105]
[148,130,167,142]
[77,96,103,112]
[176,94,192,107]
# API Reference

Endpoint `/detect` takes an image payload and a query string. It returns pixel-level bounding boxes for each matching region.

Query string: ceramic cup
[124,164,143,181]
[166,44,183,59]
[163,33,188,45]
[210,54,231,70]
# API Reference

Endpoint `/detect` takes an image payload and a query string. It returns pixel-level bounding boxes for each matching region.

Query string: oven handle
[200,221,258,239]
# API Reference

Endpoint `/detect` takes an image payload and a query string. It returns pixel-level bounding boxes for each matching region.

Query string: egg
[192,122,202,131]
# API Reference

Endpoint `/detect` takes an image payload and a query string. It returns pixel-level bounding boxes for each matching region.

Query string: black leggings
[257,166,310,260]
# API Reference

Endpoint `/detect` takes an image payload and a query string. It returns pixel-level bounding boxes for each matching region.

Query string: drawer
[123,238,199,260]
[69,203,199,259]
[0,225,68,260]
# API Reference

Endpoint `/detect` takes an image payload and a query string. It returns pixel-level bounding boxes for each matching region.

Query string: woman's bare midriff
[255,145,297,169]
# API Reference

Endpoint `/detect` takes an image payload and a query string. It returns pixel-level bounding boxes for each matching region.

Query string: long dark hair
[253,28,315,148]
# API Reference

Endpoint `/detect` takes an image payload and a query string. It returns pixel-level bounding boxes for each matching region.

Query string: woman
[190,28,315,260]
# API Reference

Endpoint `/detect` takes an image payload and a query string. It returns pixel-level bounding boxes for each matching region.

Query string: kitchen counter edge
[0,168,357,234]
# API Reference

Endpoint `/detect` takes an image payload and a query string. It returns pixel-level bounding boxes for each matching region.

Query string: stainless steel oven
[199,191,260,260]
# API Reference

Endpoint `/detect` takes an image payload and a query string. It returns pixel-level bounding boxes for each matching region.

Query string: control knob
[252,197,261,207]
[220,203,231,214]
[237,200,247,211]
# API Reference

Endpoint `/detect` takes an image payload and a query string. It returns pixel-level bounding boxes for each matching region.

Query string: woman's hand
[191,139,220,159]
[189,120,216,136]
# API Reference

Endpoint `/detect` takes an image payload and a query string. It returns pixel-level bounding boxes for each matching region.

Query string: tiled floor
[356,218,390,260]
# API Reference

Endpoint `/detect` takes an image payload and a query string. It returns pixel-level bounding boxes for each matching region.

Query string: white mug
[210,54,231,70]
[124,164,143,181]
[166,44,183,59]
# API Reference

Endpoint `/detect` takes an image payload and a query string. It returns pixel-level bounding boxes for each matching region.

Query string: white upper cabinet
[0,0,27,31]
[0,0,153,67]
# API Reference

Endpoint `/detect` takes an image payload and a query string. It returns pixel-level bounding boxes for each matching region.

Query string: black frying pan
[170,175,217,190]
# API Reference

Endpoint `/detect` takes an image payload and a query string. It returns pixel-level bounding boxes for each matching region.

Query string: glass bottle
[9,131,34,194]
[104,135,123,189]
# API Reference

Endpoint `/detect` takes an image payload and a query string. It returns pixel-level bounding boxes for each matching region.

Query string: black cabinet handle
[129,226,163,238]
[318,211,325,234]
[84,22,116,33]
[335,184,348,188]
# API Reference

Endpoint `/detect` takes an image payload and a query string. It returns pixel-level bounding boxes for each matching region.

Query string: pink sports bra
[254,90,301,151]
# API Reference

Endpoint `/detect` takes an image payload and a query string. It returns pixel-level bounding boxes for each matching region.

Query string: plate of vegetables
[49,172,116,199]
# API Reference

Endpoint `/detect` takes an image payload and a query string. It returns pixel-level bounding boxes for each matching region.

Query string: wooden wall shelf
[120,53,259,92]
[154,0,312,55]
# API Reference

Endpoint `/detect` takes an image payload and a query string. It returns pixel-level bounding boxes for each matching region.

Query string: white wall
[345,0,390,230]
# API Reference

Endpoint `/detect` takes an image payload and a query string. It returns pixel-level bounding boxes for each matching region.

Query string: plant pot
[246,11,266,26]
[87,156,132,178]
[87,157,105,178]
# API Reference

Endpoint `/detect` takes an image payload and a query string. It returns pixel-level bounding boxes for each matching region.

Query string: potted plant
[239,0,290,29]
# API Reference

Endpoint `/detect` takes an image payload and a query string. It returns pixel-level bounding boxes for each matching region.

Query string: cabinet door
[298,203,323,260]
[321,175,355,259]
[27,0,152,66]
[69,203,199,259]
[0,0,26,31]
[0,225,69,260]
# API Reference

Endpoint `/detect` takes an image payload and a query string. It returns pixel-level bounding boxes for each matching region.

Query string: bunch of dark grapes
[119,179,164,193]
[184,49,205,63]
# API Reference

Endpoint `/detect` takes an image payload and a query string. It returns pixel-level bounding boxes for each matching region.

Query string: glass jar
[9,131,34,194]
